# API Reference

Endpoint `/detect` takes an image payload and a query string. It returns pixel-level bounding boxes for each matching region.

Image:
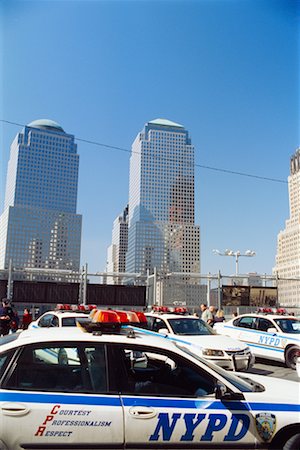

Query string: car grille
[225,350,248,356]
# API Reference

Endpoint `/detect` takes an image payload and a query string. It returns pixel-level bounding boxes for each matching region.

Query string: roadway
[246,358,299,382]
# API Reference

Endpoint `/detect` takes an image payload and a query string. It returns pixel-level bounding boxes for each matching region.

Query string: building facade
[106,205,129,284]
[0,119,82,273]
[126,118,200,305]
[273,148,300,305]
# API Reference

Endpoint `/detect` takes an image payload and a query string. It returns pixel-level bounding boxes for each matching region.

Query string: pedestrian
[208,305,217,326]
[0,299,13,336]
[10,303,20,333]
[200,303,214,326]
[22,308,33,330]
[214,309,225,323]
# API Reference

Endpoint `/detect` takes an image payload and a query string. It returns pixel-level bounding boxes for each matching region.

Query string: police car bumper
[210,353,255,371]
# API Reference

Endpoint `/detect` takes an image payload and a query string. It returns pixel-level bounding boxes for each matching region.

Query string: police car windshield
[168,318,215,335]
[176,344,255,392]
[273,318,300,334]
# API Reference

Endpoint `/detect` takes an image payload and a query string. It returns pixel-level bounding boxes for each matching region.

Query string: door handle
[129,406,156,419]
[1,403,29,417]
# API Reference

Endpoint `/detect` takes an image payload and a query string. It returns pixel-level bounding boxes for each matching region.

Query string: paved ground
[246,358,299,382]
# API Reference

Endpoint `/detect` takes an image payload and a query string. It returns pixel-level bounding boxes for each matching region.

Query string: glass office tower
[126,119,200,279]
[106,205,129,284]
[0,119,82,271]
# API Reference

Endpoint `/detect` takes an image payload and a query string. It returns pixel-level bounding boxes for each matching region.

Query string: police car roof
[40,310,88,316]
[146,313,197,320]
[0,325,179,352]
[235,313,297,320]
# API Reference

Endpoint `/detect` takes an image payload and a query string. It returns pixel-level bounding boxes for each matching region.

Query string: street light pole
[213,249,256,275]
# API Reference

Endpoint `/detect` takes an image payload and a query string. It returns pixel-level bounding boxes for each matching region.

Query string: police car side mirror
[215,381,244,401]
[158,328,169,335]
[267,327,277,334]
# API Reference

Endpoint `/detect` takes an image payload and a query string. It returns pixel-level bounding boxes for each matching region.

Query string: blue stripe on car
[1,391,299,412]
[223,325,300,343]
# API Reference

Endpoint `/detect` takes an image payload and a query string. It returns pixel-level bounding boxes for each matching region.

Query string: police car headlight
[202,349,224,357]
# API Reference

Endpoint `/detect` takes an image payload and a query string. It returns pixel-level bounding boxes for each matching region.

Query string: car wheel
[282,433,300,450]
[285,346,300,370]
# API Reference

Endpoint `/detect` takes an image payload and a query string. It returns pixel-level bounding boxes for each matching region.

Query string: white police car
[0,309,299,450]
[28,304,93,329]
[214,313,300,370]
[145,307,254,371]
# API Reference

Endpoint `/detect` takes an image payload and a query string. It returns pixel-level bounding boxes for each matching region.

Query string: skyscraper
[274,148,300,306]
[126,119,200,304]
[106,205,129,284]
[0,119,82,272]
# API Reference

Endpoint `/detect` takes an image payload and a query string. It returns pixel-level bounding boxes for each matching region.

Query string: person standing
[209,305,216,325]
[0,299,12,336]
[200,303,214,326]
[214,309,225,323]
[22,308,33,330]
[10,304,20,333]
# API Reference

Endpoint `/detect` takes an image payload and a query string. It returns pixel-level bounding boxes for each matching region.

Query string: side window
[257,318,273,332]
[236,317,256,329]
[146,316,155,330]
[62,317,77,327]
[4,344,93,393]
[153,318,167,332]
[84,345,107,393]
[0,350,14,379]
[117,345,215,398]
[51,316,59,327]
[38,314,52,327]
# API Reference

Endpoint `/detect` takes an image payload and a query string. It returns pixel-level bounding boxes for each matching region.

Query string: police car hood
[172,334,247,351]
[237,373,299,403]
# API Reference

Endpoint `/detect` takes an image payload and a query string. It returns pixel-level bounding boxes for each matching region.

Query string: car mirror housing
[215,381,244,401]
[267,327,277,334]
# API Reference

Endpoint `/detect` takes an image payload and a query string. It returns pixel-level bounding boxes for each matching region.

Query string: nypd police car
[28,304,94,329]
[145,307,254,371]
[214,313,300,370]
[0,309,299,450]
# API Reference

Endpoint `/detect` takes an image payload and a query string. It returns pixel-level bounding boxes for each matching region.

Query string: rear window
[62,317,77,327]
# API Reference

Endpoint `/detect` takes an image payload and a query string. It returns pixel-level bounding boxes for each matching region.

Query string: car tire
[282,433,300,450]
[285,346,300,370]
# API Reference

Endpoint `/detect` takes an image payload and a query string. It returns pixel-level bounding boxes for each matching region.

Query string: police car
[0,309,299,450]
[145,307,254,371]
[28,304,94,329]
[214,312,300,370]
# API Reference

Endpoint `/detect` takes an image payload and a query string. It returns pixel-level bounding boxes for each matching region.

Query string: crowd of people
[0,299,32,336]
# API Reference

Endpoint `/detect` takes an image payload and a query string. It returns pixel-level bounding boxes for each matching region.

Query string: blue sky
[1,0,299,276]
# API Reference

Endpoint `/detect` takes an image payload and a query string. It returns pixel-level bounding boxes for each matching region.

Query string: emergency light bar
[56,304,97,313]
[151,305,188,315]
[76,308,148,334]
[257,307,288,315]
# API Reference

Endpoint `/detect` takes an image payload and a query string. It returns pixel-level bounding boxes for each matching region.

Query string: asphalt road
[246,358,299,382]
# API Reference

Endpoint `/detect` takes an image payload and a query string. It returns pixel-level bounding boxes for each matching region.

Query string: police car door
[118,344,256,449]
[256,317,283,359]
[1,343,124,449]
[231,316,258,349]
